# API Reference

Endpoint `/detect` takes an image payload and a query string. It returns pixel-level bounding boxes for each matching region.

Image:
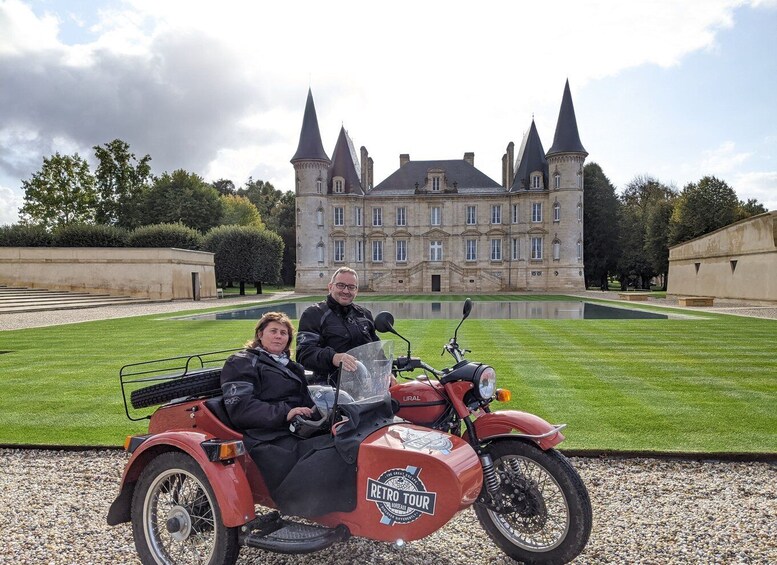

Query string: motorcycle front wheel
[131,451,240,565]
[473,440,592,564]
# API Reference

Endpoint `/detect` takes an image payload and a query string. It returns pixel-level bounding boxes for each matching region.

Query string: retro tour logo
[367,466,437,525]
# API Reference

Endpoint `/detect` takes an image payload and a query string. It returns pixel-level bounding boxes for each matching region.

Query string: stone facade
[667,211,777,303]
[0,247,217,300]
[292,83,587,293]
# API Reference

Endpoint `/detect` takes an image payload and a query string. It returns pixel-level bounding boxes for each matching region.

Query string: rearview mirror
[463,298,473,319]
[374,311,395,334]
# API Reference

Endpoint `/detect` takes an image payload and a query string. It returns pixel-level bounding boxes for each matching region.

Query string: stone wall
[0,247,217,300]
[667,211,776,302]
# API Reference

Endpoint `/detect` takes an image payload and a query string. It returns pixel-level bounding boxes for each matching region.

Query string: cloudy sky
[1,0,776,225]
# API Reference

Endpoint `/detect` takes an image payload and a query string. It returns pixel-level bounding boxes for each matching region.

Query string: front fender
[473,410,566,450]
[108,431,255,528]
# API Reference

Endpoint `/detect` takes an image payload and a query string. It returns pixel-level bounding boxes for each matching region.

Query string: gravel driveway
[1,449,774,564]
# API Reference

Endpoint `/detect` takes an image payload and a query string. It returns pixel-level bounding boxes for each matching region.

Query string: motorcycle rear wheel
[131,451,240,565]
[474,440,591,564]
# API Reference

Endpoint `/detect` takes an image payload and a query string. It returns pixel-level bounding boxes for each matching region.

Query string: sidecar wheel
[474,440,592,564]
[131,452,239,565]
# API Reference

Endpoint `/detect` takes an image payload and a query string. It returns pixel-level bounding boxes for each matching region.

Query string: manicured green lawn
[0,295,774,454]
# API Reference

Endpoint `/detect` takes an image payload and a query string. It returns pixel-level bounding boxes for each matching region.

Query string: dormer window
[531,173,543,190]
[431,176,441,191]
[333,177,345,193]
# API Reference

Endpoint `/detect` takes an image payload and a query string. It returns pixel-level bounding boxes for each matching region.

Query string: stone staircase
[0,285,154,314]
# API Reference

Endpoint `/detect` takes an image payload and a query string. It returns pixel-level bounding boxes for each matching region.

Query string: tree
[203,225,283,294]
[221,194,265,229]
[212,179,236,195]
[643,199,675,289]
[19,152,97,229]
[266,191,296,285]
[93,139,153,228]
[582,163,620,290]
[617,175,677,289]
[238,177,283,221]
[669,176,739,246]
[141,170,223,232]
[737,198,767,220]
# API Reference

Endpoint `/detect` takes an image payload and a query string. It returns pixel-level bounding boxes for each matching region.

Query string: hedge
[0,224,53,246]
[52,224,130,247]
[128,223,203,250]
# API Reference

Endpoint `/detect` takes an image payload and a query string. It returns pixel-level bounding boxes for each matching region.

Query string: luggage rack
[119,349,240,421]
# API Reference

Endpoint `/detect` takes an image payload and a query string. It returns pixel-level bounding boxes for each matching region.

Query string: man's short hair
[330,267,358,284]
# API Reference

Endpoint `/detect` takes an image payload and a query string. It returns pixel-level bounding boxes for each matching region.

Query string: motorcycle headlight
[475,365,496,400]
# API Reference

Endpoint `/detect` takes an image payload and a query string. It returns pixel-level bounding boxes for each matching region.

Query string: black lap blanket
[245,398,395,518]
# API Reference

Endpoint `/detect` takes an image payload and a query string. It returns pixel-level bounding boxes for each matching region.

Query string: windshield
[336,340,393,406]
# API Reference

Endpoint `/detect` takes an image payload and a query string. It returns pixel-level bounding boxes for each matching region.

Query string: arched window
[554,172,561,190]
[553,201,560,222]
[552,238,561,261]
[316,207,324,226]
[316,178,323,194]
[577,239,583,261]
[316,242,325,263]
[577,202,583,222]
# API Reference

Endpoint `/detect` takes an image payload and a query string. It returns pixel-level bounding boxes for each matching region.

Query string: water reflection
[179,301,668,321]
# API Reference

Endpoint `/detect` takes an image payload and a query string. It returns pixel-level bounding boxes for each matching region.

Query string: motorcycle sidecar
[109,391,483,561]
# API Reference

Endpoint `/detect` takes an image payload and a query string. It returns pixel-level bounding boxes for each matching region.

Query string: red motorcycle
[108,298,591,564]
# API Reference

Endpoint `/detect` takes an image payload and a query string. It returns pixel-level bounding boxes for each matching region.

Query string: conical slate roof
[510,120,548,191]
[329,126,364,195]
[291,89,330,163]
[547,80,587,156]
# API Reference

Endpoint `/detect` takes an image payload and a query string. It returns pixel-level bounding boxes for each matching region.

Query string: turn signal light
[218,440,246,461]
[495,389,512,402]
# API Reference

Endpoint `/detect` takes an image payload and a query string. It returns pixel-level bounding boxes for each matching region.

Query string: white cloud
[0,184,22,225]
[1,0,774,221]
[699,141,752,175]
[733,171,777,211]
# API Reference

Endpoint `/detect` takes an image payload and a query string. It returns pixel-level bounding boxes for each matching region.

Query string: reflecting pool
[178,301,670,321]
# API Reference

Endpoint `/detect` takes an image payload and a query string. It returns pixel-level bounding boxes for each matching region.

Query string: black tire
[131,369,222,409]
[474,440,592,564]
[131,451,240,565]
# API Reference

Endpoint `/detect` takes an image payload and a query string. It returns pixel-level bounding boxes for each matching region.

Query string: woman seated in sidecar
[220,311,356,518]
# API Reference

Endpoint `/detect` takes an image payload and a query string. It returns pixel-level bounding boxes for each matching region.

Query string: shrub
[128,223,203,250]
[0,224,53,246]
[52,223,130,247]
[203,225,283,289]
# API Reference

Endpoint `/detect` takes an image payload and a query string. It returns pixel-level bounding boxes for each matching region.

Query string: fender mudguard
[473,410,566,450]
[108,431,255,528]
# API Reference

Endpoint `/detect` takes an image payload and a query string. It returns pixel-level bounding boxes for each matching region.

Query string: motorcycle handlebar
[394,357,440,376]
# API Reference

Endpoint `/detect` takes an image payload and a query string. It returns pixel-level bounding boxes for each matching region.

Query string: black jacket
[296,295,378,382]
[220,349,314,441]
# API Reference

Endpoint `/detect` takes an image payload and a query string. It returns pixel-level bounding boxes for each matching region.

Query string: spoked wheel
[131,452,239,565]
[474,440,592,564]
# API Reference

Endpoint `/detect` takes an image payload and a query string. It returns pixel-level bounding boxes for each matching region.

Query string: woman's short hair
[246,311,294,353]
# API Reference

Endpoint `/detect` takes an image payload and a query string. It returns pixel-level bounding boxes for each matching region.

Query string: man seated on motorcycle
[220,311,356,517]
[297,266,395,386]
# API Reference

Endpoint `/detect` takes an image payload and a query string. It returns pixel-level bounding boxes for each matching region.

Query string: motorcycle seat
[204,396,236,430]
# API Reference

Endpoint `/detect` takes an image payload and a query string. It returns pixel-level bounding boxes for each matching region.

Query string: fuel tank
[317,422,483,542]
[390,379,449,426]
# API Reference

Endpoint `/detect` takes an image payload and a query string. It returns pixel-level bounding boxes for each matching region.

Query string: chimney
[399,153,410,167]
[360,146,369,188]
[463,152,474,166]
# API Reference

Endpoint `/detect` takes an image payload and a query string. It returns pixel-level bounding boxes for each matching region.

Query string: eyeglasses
[334,282,358,291]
